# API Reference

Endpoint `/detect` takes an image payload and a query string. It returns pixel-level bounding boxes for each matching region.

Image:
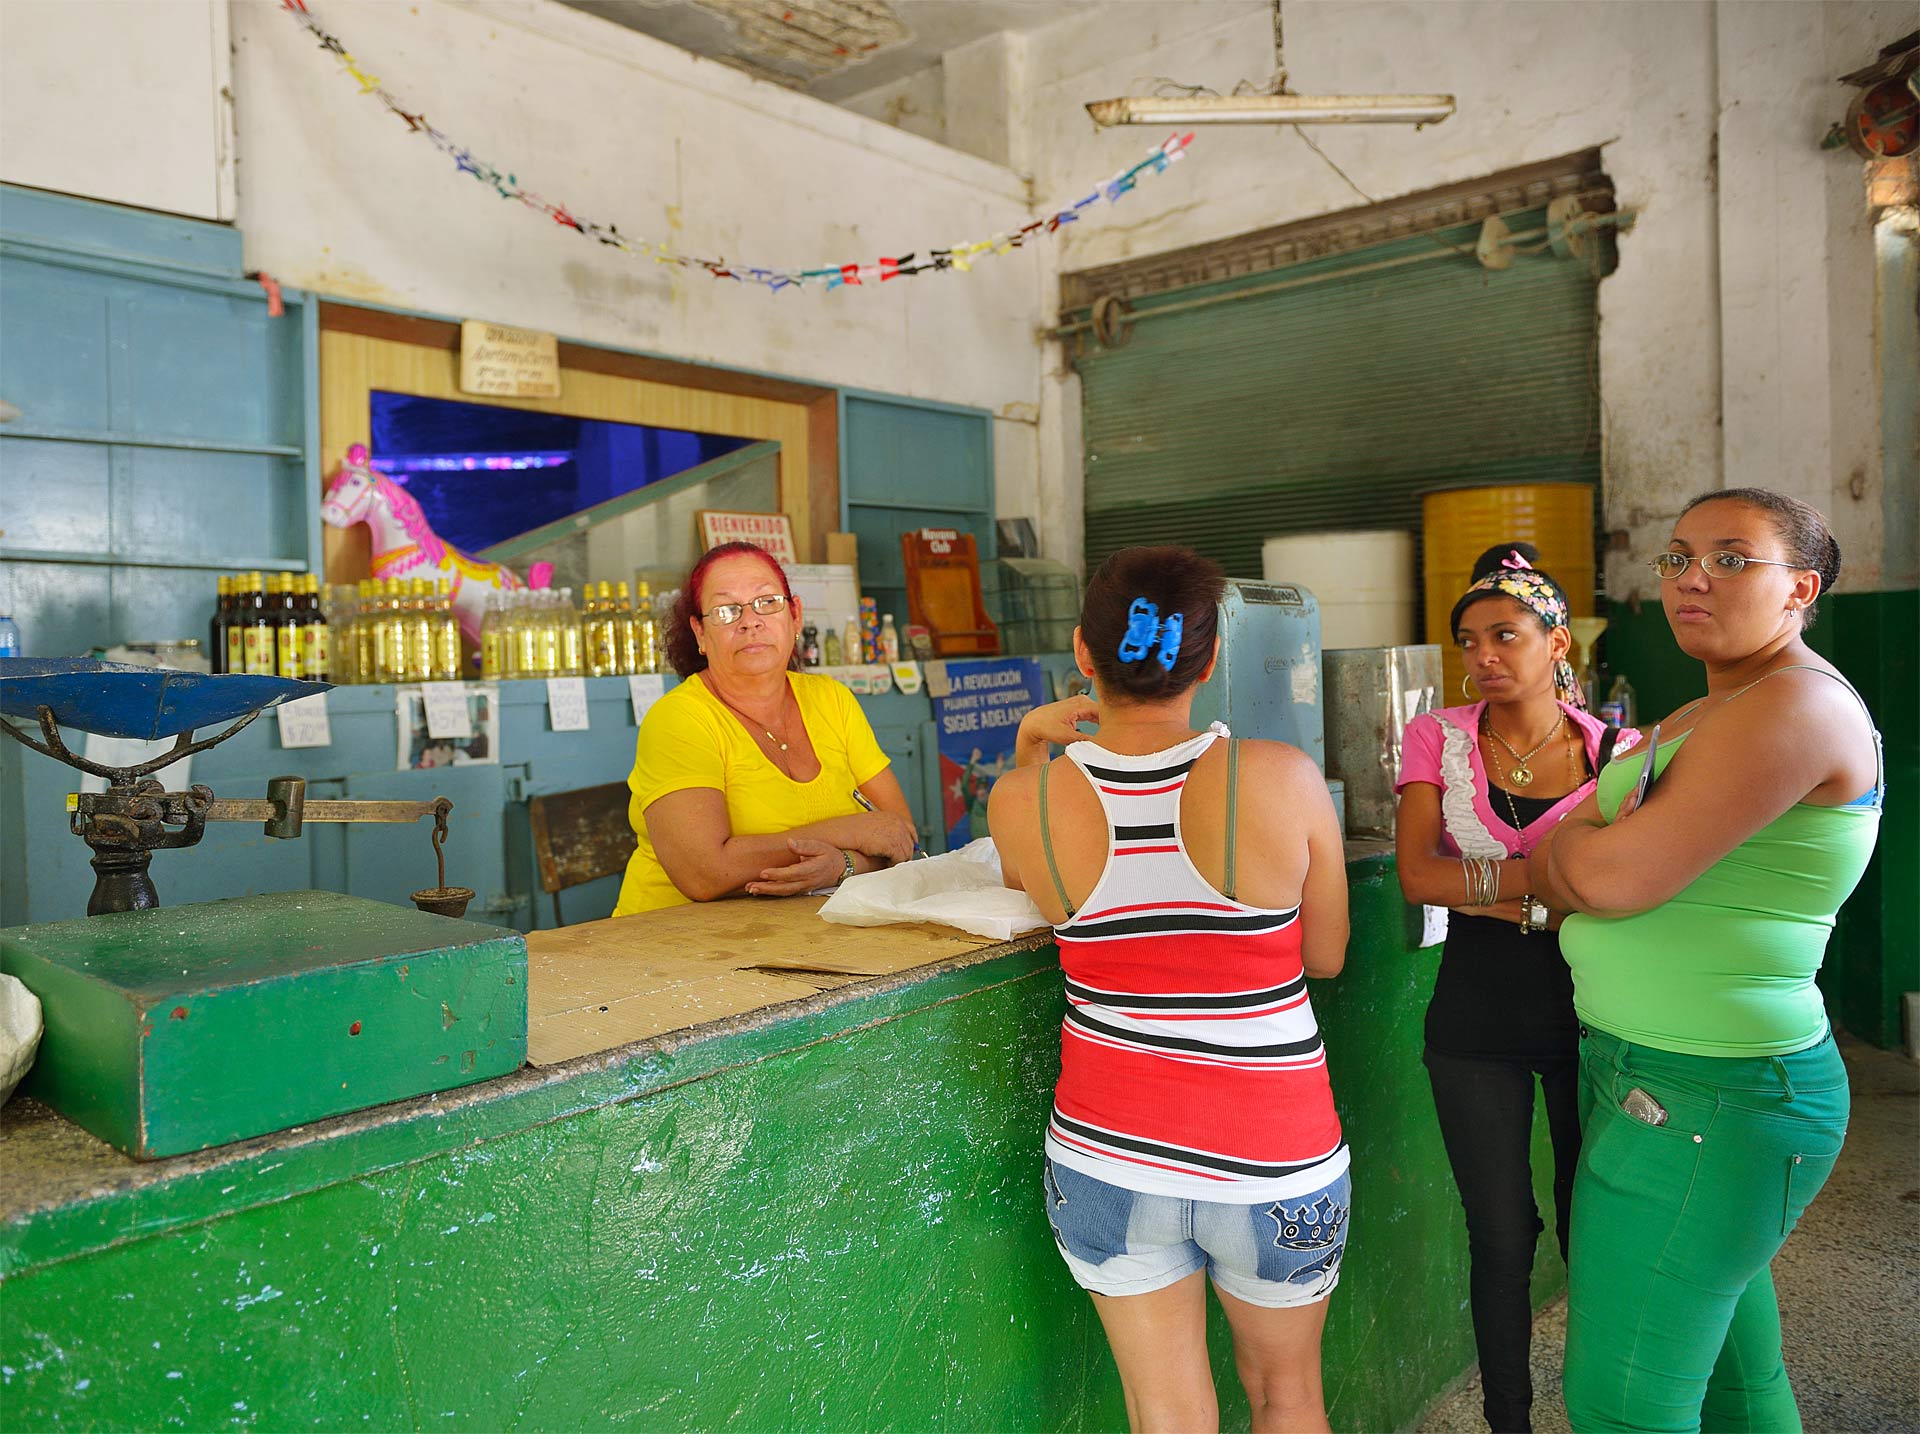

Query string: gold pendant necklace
[719,690,790,752]
[1483,711,1563,788]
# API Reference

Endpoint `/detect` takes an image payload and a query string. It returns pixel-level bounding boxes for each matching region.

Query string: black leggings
[1424,1047,1582,1433]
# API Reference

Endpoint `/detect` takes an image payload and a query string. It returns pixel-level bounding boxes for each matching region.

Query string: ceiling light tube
[1086,94,1456,127]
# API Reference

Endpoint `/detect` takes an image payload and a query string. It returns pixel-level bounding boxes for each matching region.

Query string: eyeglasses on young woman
[1649,552,1808,580]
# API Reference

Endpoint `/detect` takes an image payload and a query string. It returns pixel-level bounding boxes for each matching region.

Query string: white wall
[1004,0,1908,592]
[0,0,235,221]
[226,1,1050,522]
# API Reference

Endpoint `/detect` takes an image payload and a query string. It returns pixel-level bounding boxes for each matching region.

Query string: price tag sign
[421,682,473,740]
[628,674,666,725]
[548,676,590,732]
[276,692,332,749]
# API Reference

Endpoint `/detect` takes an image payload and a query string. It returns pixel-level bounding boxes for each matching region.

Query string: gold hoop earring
[1462,673,1479,702]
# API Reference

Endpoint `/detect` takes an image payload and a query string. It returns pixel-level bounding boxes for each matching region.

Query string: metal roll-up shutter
[1065,153,1617,578]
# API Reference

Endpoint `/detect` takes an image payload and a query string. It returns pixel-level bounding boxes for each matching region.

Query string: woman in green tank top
[1528,489,1881,1433]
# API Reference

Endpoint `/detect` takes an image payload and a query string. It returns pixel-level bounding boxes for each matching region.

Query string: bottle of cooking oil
[510,590,539,679]
[585,581,615,677]
[479,592,504,680]
[353,579,377,685]
[609,581,636,676]
[557,587,585,677]
[430,579,461,681]
[531,590,559,676]
[633,580,661,674]
[403,579,432,681]
[373,578,402,682]
[327,582,356,684]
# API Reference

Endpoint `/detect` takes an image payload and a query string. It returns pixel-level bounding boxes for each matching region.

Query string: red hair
[664,541,797,678]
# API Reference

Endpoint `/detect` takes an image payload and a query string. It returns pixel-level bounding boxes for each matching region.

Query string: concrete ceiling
[558,0,1096,101]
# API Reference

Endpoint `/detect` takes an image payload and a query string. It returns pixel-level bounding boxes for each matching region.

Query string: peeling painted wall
[0,0,236,222]
[1003,0,1913,593]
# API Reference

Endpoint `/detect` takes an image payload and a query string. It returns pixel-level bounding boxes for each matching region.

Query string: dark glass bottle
[209,575,232,674]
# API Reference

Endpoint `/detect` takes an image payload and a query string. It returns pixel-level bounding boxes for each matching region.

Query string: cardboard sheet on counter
[524,896,1007,1066]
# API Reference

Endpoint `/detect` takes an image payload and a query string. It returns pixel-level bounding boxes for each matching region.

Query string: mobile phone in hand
[1630,724,1662,811]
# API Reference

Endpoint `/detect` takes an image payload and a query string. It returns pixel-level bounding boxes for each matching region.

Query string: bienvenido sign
[459,320,562,399]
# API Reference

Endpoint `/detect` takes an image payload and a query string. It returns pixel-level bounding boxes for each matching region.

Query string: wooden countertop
[524,897,1035,1066]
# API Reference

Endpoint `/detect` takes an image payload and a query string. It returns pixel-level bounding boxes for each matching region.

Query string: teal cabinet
[0,184,319,659]
[840,392,996,626]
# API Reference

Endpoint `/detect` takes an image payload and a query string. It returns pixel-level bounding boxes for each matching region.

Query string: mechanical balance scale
[0,661,527,1159]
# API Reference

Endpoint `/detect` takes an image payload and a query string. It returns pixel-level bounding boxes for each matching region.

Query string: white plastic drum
[1262,530,1417,650]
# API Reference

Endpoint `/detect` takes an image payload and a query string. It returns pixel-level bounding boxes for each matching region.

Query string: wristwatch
[840,849,858,885]
[1520,895,1550,934]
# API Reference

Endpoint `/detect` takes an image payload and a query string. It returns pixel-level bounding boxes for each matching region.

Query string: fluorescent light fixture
[1086,94,1455,127]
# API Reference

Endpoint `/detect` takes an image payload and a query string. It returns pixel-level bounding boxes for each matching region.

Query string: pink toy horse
[320,444,552,647]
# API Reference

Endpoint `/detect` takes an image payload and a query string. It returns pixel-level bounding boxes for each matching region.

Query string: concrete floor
[1418,1036,1920,1434]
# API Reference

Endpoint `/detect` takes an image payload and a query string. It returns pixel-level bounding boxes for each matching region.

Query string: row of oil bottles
[477,581,662,680]
[206,573,662,684]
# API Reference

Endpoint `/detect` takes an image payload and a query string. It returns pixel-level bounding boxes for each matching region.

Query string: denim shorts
[1042,1157,1351,1307]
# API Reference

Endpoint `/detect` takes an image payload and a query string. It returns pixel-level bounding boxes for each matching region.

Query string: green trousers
[1562,1027,1849,1433]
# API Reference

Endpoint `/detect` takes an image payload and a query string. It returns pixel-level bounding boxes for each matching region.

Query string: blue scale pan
[0,659,331,740]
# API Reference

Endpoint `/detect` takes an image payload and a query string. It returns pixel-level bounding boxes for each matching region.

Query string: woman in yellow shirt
[613,542,918,916]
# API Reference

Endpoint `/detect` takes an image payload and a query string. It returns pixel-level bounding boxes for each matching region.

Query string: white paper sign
[275,693,332,749]
[1421,905,1450,948]
[547,676,590,732]
[79,734,192,795]
[628,674,666,725]
[421,682,473,740]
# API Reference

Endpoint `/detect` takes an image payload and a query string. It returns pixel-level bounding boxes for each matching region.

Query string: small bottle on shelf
[430,579,461,682]
[587,581,617,677]
[633,581,660,674]
[842,614,862,669]
[377,578,407,683]
[238,573,269,675]
[327,582,356,685]
[480,592,505,680]
[275,573,304,679]
[511,590,539,679]
[301,574,331,682]
[355,580,380,685]
[404,579,432,682]
[879,613,900,663]
[558,587,585,677]
[612,581,638,676]
[209,575,232,674]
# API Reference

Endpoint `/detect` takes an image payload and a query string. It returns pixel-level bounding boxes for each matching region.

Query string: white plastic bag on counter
[819,838,1049,941]
[0,973,44,1106]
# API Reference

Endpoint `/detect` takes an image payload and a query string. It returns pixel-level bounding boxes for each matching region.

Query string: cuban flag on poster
[931,657,1049,852]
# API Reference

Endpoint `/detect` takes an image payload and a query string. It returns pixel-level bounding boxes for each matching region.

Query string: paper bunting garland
[280,0,1196,292]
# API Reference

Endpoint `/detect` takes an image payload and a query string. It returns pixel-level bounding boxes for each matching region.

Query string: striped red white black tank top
[1042,724,1348,1202]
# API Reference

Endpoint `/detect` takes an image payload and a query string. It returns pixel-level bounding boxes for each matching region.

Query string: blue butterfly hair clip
[1117,597,1184,670]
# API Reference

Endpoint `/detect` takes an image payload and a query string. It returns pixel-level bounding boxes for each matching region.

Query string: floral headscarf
[1458,550,1584,707]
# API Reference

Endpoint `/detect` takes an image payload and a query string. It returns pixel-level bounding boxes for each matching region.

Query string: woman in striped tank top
[989,547,1351,1433]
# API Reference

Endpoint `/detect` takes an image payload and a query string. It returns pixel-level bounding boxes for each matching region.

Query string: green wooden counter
[0,849,1566,1431]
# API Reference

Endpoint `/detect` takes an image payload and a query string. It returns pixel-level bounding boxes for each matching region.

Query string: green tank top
[1559,687,1881,1059]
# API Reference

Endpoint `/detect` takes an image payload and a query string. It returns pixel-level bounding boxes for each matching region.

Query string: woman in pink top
[1394,543,1639,1432]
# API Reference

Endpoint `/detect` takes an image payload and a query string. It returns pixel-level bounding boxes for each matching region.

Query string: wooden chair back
[528,782,636,926]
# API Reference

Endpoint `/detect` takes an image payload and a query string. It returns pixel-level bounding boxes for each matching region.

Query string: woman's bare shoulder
[1235,737,1321,773]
